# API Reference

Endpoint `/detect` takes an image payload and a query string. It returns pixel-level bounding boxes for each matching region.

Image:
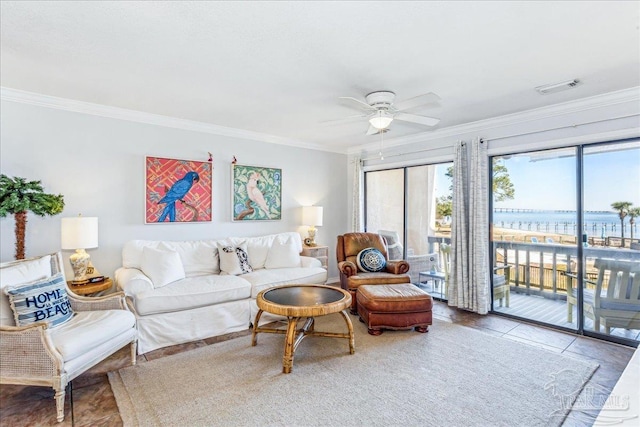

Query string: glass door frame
[488,138,639,347]
[364,161,453,300]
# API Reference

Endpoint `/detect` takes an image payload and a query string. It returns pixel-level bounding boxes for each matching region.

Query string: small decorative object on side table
[68,277,112,296]
[301,245,328,270]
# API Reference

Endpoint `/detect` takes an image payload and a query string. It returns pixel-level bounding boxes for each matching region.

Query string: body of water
[493,210,636,239]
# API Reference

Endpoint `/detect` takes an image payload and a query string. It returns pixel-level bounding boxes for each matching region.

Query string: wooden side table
[68,278,113,296]
[301,245,328,270]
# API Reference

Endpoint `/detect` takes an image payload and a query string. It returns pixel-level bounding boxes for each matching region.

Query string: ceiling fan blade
[320,113,368,124]
[339,96,376,111]
[365,126,390,135]
[366,125,380,135]
[394,92,441,111]
[395,112,440,127]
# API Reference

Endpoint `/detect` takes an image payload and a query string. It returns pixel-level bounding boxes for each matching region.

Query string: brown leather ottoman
[356,284,433,335]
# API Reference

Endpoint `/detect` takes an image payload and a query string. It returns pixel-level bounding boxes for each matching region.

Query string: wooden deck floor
[493,291,640,341]
[417,280,639,341]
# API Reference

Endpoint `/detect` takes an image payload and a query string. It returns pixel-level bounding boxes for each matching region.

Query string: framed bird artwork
[145,156,213,223]
[232,164,282,221]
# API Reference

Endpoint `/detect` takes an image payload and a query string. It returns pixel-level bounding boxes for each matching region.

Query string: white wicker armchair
[378,230,440,284]
[0,252,137,422]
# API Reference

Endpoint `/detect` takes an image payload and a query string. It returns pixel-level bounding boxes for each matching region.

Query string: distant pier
[493,208,612,214]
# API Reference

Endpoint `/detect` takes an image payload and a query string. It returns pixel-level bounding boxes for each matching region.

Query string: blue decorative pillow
[356,247,387,273]
[4,273,74,328]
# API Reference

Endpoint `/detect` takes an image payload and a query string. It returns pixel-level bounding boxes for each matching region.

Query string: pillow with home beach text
[4,273,74,328]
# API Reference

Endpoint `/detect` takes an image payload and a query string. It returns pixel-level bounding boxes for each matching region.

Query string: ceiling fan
[336,91,441,135]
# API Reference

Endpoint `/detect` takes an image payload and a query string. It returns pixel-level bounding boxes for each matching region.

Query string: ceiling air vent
[535,79,581,95]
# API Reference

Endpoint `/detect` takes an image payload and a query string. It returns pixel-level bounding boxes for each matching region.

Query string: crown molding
[347,86,640,155]
[4,86,637,157]
[0,87,345,154]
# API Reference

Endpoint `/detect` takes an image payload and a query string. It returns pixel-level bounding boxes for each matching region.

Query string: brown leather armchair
[336,233,411,313]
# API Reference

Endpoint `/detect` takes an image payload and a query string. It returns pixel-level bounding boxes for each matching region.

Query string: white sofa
[115,232,327,354]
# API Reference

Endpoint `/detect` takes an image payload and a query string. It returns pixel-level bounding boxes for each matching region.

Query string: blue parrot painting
[157,171,200,222]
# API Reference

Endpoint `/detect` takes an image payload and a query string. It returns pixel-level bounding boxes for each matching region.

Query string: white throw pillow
[265,236,301,269]
[140,247,186,288]
[159,241,219,276]
[217,241,253,275]
[246,235,275,270]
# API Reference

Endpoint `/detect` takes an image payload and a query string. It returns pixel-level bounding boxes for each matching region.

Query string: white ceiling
[1,1,639,153]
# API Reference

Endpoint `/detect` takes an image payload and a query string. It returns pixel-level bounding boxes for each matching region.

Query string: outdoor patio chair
[440,243,451,281]
[493,263,511,307]
[0,252,137,422]
[378,230,440,284]
[566,258,640,334]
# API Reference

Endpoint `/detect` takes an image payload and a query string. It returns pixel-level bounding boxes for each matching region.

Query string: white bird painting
[246,172,271,218]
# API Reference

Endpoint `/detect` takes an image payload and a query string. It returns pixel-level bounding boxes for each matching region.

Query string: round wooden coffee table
[252,284,354,373]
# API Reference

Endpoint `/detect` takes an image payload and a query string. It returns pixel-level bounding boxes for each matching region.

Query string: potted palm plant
[0,174,65,260]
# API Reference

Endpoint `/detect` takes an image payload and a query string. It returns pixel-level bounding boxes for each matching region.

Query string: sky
[433,142,640,212]
[497,145,639,211]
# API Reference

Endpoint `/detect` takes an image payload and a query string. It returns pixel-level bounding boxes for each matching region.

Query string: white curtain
[351,156,364,232]
[448,138,490,314]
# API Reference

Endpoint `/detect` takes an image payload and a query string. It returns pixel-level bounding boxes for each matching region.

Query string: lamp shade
[61,216,99,249]
[302,206,323,227]
[369,111,393,129]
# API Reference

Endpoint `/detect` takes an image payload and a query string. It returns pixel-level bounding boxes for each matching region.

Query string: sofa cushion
[242,267,328,298]
[227,232,302,270]
[5,273,74,328]
[243,234,276,270]
[0,254,53,326]
[50,309,135,361]
[159,241,219,277]
[265,236,300,269]
[129,275,252,316]
[123,240,220,276]
[141,247,186,288]
[218,241,253,275]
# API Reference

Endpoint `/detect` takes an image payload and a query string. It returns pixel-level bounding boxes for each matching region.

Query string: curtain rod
[360,143,455,162]
[359,113,637,163]
[483,113,638,142]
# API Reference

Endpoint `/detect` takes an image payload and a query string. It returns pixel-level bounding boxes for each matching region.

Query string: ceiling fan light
[369,113,393,129]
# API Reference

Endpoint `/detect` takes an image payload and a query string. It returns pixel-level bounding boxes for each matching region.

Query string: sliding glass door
[582,141,640,341]
[365,162,453,299]
[490,148,579,330]
[491,140,639,344]
[406,164,452,298]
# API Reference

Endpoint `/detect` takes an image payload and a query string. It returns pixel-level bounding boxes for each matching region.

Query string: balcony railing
[424,236,640,299]
[493,241,640,299]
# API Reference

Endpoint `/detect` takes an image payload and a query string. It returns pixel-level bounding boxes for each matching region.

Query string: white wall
[0,100,348,279]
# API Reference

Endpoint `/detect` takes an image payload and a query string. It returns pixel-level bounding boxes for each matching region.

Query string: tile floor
[1,300,635,426]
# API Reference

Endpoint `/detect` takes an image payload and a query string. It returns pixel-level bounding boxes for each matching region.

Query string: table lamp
[302,206,323,247]
[61,215,99,284]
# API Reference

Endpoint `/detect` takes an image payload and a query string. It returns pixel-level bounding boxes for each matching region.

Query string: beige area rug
[109,315,598,427]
